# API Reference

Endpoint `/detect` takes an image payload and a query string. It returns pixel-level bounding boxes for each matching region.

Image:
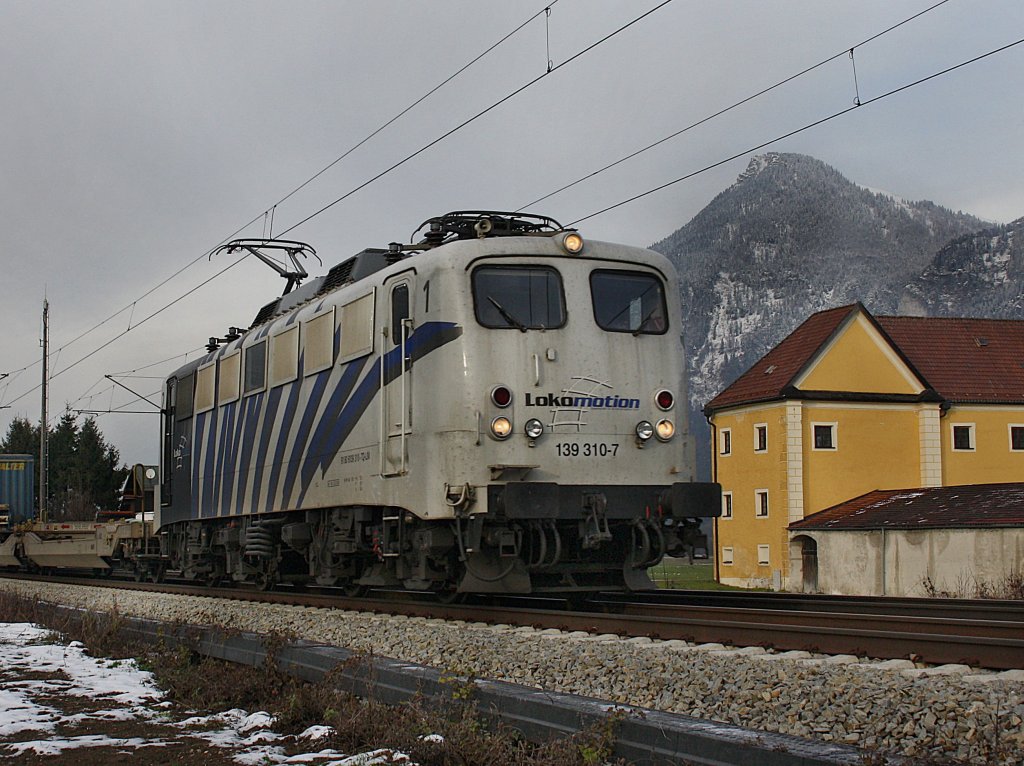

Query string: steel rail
[604,589,1024,622]
[614,602,1024,641]
[2,572,1021,670]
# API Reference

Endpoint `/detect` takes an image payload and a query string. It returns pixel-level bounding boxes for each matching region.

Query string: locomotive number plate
[555,442,619,458]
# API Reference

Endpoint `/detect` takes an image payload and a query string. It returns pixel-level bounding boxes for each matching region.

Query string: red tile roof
[876,316,1024,404]
[789,483,1024,530]
[704,305,857,412]
[706,307,1024,412]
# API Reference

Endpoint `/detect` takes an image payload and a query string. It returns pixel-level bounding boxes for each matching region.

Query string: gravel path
[3,578,1021,765]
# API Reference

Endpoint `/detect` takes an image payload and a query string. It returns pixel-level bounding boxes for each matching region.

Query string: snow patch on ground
[0,622,418,764]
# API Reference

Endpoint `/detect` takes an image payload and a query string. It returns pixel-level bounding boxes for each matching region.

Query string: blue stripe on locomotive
[202,405,220,517]
[296,321,463,505]
[291,355,367,506]
[220,396,246,512]
[282,355,364,509]
[249,386,285,514]
[213,401,236,514]
[263,354,310,513]
[191,320,461,519]
[191,410,206,514]
[234,392,264,515]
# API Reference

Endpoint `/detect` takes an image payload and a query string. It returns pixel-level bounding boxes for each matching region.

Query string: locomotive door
[160,372,193,522]
[381,276,414,477]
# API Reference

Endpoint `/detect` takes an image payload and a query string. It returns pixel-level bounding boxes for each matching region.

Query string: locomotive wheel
[564,593,591,611]
[435,586,466,605]
[342,579,368,598]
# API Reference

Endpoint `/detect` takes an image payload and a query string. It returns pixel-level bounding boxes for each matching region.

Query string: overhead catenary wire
[265,1,561,217]
[108,347,206,378]
[0,216,261,394]
[2,254,251,411]
[25,1,674,425]
[74,386,162,417]
[66,345,202,415]
[2,2,1011,424]
[568,36,1024,227]
[1,2,564,413]
[517,0,951,212]
[276,0,677,239]
[50,252,248,378]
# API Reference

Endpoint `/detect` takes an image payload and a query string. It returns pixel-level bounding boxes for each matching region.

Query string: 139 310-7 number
[555,442,619,458]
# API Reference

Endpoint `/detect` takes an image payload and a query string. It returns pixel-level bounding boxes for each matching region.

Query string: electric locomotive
[155,212,720,595]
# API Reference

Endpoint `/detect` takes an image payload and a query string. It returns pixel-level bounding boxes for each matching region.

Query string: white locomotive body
[158,212,720,594]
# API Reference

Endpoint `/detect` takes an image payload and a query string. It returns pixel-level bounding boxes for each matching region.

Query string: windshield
[590,270,668,334]
[472,266,566,330]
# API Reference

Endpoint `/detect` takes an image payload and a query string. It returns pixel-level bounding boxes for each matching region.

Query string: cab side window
[391,284,410,344]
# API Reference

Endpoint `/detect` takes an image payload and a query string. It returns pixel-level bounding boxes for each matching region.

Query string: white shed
[787,483,1024,597]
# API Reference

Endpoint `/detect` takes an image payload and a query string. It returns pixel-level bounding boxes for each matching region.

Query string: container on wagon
[0,454,35,526]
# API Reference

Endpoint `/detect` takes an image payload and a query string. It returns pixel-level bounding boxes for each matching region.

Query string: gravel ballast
[2,579,1021,765]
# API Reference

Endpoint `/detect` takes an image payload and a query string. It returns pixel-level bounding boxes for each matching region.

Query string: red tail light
[491,385,512,408]
[655,389,674,410]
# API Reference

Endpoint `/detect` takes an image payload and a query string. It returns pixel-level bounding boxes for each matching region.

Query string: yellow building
[704,303,1024,589]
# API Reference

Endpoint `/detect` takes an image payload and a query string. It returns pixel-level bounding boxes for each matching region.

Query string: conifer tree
[0,412,127,520]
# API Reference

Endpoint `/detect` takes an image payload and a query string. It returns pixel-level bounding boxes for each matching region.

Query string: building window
[1010,425,1024,451]
[812,422,837,450]
[721,547,734,565]
[754,423,767,453]
[721,492,732,519]
[951,423,975,451]
[755,489,769,518]
[757,544,770,566]
[719,429,731,456]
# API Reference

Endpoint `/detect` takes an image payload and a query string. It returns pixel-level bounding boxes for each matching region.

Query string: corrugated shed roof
[876,316,1024,404]
[704,305,857,412]
[789,483,1024,530]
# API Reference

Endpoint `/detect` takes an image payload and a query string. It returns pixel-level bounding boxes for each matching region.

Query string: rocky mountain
[649,152,1004,476]
[900,217,1024,317]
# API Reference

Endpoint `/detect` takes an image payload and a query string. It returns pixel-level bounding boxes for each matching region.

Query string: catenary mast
[39,298,48,523]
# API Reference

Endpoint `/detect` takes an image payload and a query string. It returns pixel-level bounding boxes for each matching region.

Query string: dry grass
[920,570,1024,600]
[0,590,626,766]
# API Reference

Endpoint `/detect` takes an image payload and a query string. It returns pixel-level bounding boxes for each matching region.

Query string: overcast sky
[2,0,1022,465]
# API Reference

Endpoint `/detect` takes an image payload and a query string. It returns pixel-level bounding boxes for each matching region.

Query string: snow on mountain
[901,217,1024,317]
[650,152,995,477]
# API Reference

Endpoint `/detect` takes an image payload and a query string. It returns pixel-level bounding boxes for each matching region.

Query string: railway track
[601,588,1024,622]
[5,572,1022,670]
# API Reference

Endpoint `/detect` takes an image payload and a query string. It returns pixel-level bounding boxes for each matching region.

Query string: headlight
[524,418,544,439]
[561,231,584,254]
[655,419,675,441]
[635,421,654,441]
[491,416,512,439]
